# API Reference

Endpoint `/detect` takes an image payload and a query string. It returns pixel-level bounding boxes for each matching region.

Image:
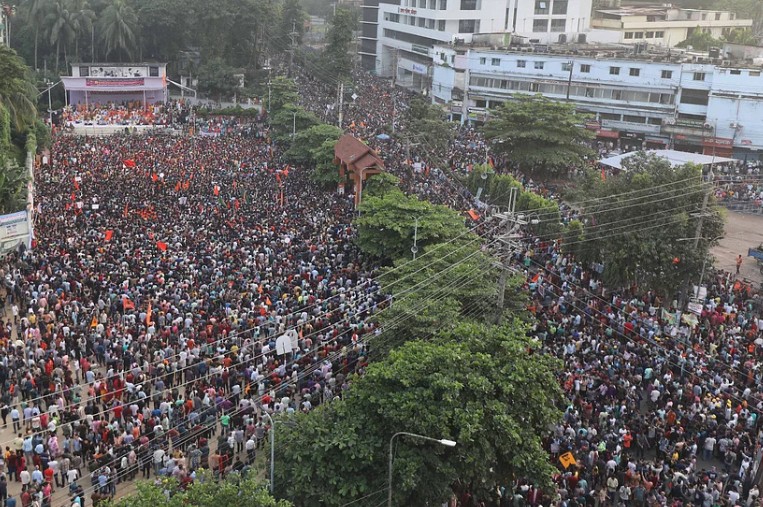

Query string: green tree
[578,152,724,298]
[68,0,95,61]
[270,102,320,141]
[273,0,307,52]
[402,96,454,156]
[321,6,356,80]
[310,138,341,187]
[23,0,51,70]
[284,123,342,163]
[197,57,240,102]
[725,27,757,45]
[108,472,292,507]
[355,188,468,260]
[274,322,562,507]
[0,45,38,132]
[372,237,503,353]
[267,76,299,117]
[676,28,723,50]
[132,0,189,62]
[482,94,594,175]
[97,0,138,61]
[363,172,400,197]
[45,0,77,71]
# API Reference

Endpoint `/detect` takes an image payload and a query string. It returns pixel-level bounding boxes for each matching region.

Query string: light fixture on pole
[388,432,457,507]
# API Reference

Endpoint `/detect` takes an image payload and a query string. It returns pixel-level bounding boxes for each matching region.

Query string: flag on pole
[104,230,114,242]
[156,241,168,252]
[123,159,136,168]
[122,297,135,311]
[146,302,153,326]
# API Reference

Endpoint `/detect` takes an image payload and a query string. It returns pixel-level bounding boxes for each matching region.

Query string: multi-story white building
[359,0,594,92]
[432,43,763,159]
[590,6,753,47]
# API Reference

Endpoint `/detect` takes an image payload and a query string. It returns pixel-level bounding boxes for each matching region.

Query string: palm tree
[23,0,50,70]
[67,0,95,61]
[44,0,77,71]
[0,44,38,132]
[97,0,137,62]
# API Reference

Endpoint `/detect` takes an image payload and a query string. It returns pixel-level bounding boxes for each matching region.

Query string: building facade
[61,63,168,106]
[590,6,753,47]
[432,46,763,159]
[360,0,594,92]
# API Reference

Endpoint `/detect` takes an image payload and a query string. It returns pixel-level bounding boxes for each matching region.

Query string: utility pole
[411,217,419,259]
[338,82,344,128]
[288,19,298,78]
[494,188,523,325]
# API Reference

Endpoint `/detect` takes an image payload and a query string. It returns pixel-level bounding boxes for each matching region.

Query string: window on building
[458,19,479,32]
[534,61,544,69]
[585,88,594,98]
[693,72,706,81]
[609,66,620,75]
[428,0,436,8]
[475,99,487,108]
[660,93,674,104]
[635,32,644,38]
[661,70,673,79]
[79,66,90,77]
[530,82,540,92]
[408,15,415,25]
[715,12,721,20]
[517,60,526,68]
[550,19,565,32]
[439,0,447,8]
[426,18,435,28]
[655,31,664,38]
[624,32,634,39]
[460,0,478,10]
[491,58,501,66]
[580,64,591,73]
[417,17,425,27]
[599,113,621,121]
[629,68,640,76]
[438,19,446,30]
[730,69,741,75]
[648,117,663,125]
[479,57,486,65]
[646,31,654,38]
[750,71,761,77]
[612,90,622,100]
[534,0,549,15]
[552,0,568,15]
[561,61,572,71]
[533,19,548,32]
[680,88,709,105]
[624,115,646,123]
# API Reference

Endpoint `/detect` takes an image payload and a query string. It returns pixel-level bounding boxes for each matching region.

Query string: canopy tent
[599,150,736,171]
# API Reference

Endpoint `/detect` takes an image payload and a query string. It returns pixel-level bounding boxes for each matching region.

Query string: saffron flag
[90,315,98,328]
[104,230,114,242]
[123,159,136,168]
[156,241,168,252]
[122,297,135,311]
[213,185,220,196]
[559,452,577,469]
[467,209,480,221]
[146,302,153,326]
[601,168,607,181]
[151,173,159,182]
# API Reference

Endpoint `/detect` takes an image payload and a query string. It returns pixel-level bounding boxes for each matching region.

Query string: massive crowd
[0,65,762,507]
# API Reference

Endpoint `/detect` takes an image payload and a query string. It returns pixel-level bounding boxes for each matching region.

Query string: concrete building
[359,0,595,91]
[61,63,169,106]
[590,6,753,47]
[432,42,763,159]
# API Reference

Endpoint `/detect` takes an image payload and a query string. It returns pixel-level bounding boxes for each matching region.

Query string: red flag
[73,178,80,190]
[174,182,181,192]
[146,301,153,326]
[467,209,480,221]
[156,241,168,252]
[123,203,129,217]
[213,185,220,196]
[104,230,114,242]
[601,168,607,181]
[151,173,159,182]
[122,297,135,311]
[123,159,136,168]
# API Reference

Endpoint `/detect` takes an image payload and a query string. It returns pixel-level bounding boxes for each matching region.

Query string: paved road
[712,211,763,287]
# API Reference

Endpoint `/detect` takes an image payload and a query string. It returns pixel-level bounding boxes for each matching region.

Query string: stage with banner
[61,63,168,107]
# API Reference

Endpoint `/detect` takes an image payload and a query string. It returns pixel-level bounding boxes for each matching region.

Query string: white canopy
[599,150,736,171]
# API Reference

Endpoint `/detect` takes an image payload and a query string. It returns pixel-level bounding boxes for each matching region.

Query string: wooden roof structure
[333,135,385,208]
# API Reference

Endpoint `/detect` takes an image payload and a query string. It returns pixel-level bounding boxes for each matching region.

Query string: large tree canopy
[575,152,725,298]
[482,94,594,174]
[273,322,563,507]
[354,186,468,261]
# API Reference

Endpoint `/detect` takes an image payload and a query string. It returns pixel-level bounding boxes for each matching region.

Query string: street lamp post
[262,411,275,493]
[387,432,457,507]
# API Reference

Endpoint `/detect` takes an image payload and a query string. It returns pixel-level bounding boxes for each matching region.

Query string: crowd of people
[0,62,762,507]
